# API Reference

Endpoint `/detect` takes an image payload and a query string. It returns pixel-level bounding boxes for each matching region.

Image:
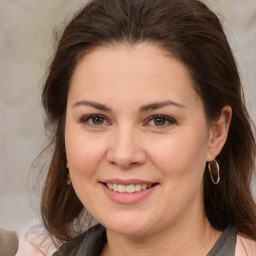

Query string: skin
[65,44,232,256]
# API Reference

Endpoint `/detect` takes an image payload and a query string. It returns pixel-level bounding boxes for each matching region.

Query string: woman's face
[65,44,214,236]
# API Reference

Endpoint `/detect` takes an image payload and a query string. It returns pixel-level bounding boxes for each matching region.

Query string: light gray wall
[0,0,255,233]
[0,0,87,232]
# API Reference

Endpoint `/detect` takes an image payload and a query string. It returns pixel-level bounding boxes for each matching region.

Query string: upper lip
[100,179,158,185]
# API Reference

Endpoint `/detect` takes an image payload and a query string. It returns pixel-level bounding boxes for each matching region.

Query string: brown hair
[41,0,256,242]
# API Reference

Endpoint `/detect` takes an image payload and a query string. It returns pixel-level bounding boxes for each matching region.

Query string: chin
[108,224,152,237]
[98,213,157,237]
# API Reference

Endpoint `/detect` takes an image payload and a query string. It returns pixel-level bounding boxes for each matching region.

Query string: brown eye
[92,116,105,125]
[81,114,108,126]
[145,114,176,128]
[154,117,166,126]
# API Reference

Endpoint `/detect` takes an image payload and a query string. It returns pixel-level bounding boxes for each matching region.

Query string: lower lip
[101,183,157,204]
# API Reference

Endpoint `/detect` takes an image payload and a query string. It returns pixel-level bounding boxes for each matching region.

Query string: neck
[101,212,221,256]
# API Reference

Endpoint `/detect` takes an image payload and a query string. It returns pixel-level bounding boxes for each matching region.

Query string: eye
[91,116,105,125]
[145,114,176,128]
[153,117,167,126]
[80,114,109,126]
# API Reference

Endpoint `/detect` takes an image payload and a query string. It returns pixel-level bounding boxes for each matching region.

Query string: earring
[66,162,71,185]
[208,160,220,185]
[66,174,71,185]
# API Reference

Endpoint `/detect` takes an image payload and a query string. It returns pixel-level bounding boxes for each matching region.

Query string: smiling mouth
[103,183,158,193]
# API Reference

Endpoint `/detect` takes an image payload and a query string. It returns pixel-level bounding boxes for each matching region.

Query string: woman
[40,0,256,255]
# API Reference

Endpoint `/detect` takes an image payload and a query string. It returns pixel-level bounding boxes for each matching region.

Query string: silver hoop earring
[208,160,220,185]
[66,162,71,185]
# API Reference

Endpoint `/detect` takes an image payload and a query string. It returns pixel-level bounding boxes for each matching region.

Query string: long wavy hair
[41,0,256,242]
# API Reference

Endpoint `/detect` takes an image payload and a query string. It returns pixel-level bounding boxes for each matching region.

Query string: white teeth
[117,184,126,193]
[126,184,135,193]
[135,184,142,192]
[113,183,118,191]
[106,183,153,193]
[141,184,147,190]
[108,183,113,190]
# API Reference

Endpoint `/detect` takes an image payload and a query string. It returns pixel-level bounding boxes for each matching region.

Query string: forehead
[73,44,191,80]
[69,44,198,107]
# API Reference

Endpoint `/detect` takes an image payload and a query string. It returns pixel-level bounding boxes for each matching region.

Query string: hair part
[41,0,256,242]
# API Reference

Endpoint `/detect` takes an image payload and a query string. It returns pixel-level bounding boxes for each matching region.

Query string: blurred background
[0,0,255,234]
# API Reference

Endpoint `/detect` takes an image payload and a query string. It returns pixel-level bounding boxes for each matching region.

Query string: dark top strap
[207,225,237,256]
[53,224,106,256]
[54,224,236,256]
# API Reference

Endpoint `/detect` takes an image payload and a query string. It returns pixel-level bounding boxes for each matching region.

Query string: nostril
[108,159,141,169]
[106,141,147,169]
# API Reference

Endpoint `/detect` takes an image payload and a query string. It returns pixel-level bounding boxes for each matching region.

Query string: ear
[207,106,232,161]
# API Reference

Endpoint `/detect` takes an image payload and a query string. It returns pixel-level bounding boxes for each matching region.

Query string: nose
[106,126,146,169]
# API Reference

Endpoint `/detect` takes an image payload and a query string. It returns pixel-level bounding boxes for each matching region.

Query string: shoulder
[54,224,106,256]
[0,228,18,256]
[16,222,59,256]
[235,235,256,256]
[53,229,88,255]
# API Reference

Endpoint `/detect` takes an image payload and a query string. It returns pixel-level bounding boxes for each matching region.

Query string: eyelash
[79,114,176,128]
[144,114,177,128]
[80,114,109,127]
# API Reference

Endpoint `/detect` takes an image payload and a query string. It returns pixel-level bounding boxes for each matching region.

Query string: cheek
[65,128,107,178]
[148,131,208,181]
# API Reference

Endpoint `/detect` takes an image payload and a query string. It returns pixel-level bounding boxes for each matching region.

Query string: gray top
[207,225,236,256]
[53,224,236,256]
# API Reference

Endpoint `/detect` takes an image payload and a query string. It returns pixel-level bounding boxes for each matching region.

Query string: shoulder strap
[53,224,106,256]
[207,225,237,256]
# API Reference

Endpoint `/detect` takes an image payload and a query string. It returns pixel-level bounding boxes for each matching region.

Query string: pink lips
[102,179,156,185]
[100,179,158,204]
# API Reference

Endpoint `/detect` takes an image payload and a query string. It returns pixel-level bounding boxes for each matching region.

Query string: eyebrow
[72,100,185,112]
[72,101,112,112]
[139,100,185,113]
